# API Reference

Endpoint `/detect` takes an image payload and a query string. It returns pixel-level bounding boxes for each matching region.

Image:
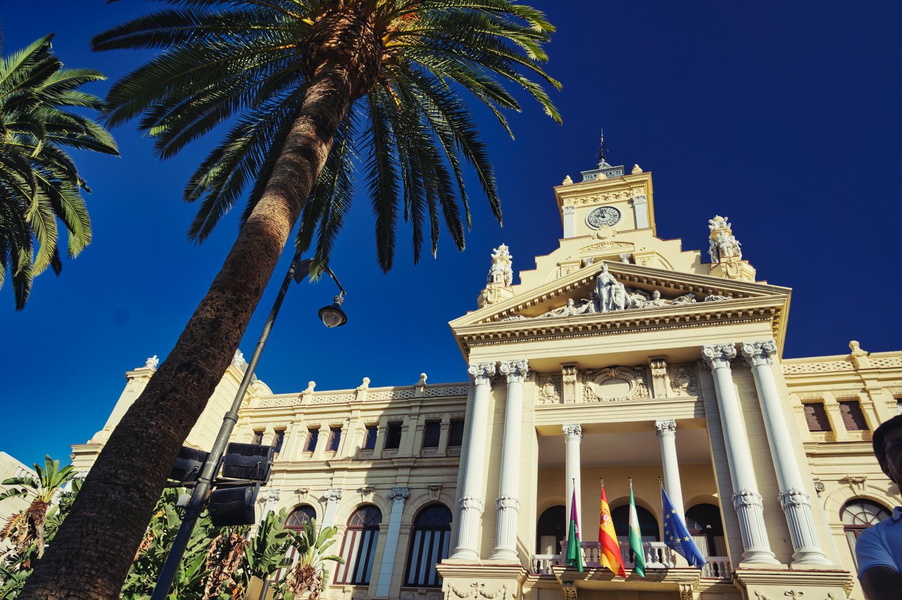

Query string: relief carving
[448,583,513,600]
[668,365,698,397]
[537,375,562,404]
[582,366,650,403]
[562,364,578,404]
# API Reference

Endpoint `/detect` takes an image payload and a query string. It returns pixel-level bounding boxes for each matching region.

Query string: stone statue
[487,244,514,287]
[144,355,159,369]
[611,281,628,310]
[595,264,617,312]
[707,215,742,263]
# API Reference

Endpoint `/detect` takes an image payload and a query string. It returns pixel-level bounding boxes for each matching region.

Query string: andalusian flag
[628,479,646,577]
[565,487,583,571]
[599,480,626,577]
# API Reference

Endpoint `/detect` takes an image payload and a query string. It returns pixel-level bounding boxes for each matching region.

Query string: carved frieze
[448,583,513,600]
[582,366,651,403]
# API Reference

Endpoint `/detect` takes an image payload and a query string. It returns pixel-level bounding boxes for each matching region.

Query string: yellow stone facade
[73,161,902,600]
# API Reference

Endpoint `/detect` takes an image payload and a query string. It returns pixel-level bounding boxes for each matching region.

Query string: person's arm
[861,566,902,600]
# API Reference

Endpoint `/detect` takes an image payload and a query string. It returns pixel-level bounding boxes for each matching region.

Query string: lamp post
[151,249,347,600]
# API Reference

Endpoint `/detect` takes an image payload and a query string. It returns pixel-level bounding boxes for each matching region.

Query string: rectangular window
[385,422,403,449]
[422,421,441,448]
[272,429,285,454]
[804,403,831,432]
[328,426,342,452]
[251,430,264,445]
[448,419,465,447]
[363,425,377,450]
[305,428,319,452]
[839,400,868,431]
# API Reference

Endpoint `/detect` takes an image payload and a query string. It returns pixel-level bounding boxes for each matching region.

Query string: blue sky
[2,1,901,468]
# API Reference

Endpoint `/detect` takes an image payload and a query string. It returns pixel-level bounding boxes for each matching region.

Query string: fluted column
[701,344,778,564]
[655,420,685,518]
[491,360,529,561]
[563,424,583,529]
[321,488,342,527]
[451,362,496,559]
[375,487,409,595]
[741,340,831,565]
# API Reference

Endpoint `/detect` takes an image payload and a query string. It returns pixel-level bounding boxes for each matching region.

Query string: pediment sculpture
[502,265,732,321]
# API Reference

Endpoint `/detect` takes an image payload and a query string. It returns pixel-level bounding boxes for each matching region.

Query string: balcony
[531,541,731,579]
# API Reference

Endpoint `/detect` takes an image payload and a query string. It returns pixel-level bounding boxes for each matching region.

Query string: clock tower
[554,158,655,240]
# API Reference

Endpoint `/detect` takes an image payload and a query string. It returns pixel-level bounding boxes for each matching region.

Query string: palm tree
[0,456,75,562]
[0,35,118,309]
[20,2,559,598]
[281,520,343,600]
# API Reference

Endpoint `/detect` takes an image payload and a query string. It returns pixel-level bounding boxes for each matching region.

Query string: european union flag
[661,487,707,569]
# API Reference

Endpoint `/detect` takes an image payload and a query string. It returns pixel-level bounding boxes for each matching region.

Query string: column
[655,420,685,518]
[375,487,409,596]
[701,344,778,564]
[491,360,529,561]
[321,487,342,527]
[740,340,831,565]
[563,424,582,529]
[451,362,496,559]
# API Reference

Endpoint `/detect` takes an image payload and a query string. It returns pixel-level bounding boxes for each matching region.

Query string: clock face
[586,206,622,228]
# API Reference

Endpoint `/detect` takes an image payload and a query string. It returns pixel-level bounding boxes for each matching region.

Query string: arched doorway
[685,503,725,557]
[536,505,566,554]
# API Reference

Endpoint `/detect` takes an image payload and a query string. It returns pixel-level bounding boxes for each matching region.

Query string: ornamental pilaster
[375,487,410,596]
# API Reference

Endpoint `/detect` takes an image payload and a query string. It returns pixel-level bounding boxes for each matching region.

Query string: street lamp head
[319,293,348,328]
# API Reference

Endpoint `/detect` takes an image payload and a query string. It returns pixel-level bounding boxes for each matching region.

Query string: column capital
[324,488,343,502]
[701,343,737,369]
[562,423,582,439]
[468,362,497,383]
[740,340,778,367]
[499,360,529,383]
[655,419,677,437]
[389,487,410,503]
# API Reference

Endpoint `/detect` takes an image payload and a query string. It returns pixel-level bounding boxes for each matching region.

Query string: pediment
[450,261,791,356]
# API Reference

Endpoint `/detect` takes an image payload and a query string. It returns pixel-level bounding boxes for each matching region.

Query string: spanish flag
[599,480,626,577]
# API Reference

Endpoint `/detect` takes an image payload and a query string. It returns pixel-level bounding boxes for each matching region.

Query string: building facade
[72,158,902,600]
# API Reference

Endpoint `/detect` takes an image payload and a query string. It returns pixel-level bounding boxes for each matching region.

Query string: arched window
[841,499,891,568]
[612,503,659,562]
[685,503,726,557]
[536,505,566,554]
[612,504,659,540]
[286,505,316,531]
[335,505,382,585]
[404,504,453,587]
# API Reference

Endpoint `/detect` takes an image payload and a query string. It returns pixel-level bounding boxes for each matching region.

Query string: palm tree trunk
[19,64,356,600]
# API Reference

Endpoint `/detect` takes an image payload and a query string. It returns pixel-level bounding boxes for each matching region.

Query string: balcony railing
[531,541,731,579]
